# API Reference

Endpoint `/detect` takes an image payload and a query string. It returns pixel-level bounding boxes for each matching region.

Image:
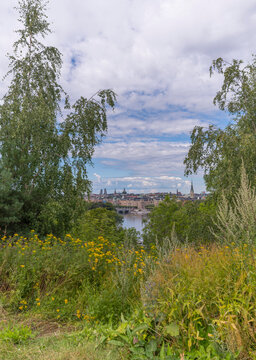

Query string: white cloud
[106,114,209,138]
[93,173,101,183]
[1,0,255,192]
[91,173,205,194]
[1,0,256,112]
[94,141,190,161]
[94,141,190,176]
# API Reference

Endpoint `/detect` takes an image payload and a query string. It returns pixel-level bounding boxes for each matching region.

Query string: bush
[142,245,256,358]
[72,207,124,244]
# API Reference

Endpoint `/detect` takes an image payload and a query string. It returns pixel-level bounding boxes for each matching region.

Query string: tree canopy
[142,196,216,248]
[184,56,256,198]
[0,0,116,234]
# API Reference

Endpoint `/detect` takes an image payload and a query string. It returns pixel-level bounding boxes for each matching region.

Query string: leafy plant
[185,343,237,360]
[0,325,34,344]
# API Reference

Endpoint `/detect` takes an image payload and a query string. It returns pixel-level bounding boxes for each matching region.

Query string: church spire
[190,181,194,198]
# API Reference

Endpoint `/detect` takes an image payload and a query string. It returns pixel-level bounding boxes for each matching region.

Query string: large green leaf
[163,322,179,337]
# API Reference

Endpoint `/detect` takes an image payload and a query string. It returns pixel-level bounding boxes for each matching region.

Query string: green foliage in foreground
[1,152,256,360]
[0,324,34,344]
[0,228,254,359]
[0,322,128,360]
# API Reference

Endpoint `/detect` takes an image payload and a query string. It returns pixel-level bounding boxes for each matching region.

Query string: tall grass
[0,233,152,324]
[142,244,256,358]
[213,164,256,247]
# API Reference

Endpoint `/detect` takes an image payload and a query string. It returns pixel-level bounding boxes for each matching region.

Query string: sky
[1,0,256,194]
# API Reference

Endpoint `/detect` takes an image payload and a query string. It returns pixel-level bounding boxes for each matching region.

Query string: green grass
[0,310,128,360]
[0,332,127,360]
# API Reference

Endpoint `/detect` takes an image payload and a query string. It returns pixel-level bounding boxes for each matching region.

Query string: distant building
[190,181,195,198]
[90,184,206,208]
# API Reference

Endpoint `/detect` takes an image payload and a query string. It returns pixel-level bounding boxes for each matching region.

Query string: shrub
[142,245,256,359]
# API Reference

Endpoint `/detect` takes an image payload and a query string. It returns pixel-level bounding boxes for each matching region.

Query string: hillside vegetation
[1,1,256,359]
[1,173,256,359]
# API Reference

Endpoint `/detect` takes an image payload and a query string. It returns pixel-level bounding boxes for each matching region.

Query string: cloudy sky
[1,0,256,194]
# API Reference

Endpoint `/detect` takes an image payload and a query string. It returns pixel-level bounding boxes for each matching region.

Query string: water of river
[122,213,148,233]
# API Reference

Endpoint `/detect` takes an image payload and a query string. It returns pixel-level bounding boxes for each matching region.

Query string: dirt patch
[0,305,75,337]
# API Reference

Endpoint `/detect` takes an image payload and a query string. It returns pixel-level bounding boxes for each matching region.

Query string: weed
[0,324,34,344]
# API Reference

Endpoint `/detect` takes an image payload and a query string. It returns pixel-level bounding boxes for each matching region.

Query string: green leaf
[163,322,179,337]
[132,323,149,335]
[108,339,125,347]
[160,342,166,359]
[145,339,157,357]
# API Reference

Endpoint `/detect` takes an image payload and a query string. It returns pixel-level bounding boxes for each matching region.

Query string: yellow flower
[51,297,55,301]
[36,298,40,301]
[56,309,60,312]
[37,302,40,306]
[19,306,23,310]
[64,299,68,304]
[20,265,25,268]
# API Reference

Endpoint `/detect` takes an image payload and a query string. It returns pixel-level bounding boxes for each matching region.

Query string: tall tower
[190,181,195,198]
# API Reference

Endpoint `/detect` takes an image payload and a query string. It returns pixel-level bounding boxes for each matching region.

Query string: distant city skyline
[1,0,255,194]
[89,182,206,213]
[93,182,203,195]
